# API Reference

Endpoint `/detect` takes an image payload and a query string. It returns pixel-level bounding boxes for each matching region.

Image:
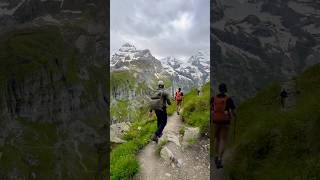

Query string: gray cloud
[110,0,210,60]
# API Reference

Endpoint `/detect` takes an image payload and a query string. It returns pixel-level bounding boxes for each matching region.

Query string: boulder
[160,146,175,162]
[167,132,181,147]
[110,122,130,143]
[159,131,181,147]
[182,127,200,146]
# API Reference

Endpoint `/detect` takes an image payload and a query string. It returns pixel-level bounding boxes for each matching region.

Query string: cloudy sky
[110,0,210,60]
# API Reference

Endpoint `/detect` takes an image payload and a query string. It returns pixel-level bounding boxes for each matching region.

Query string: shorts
[176,100,182,105]
[214,123,229,138]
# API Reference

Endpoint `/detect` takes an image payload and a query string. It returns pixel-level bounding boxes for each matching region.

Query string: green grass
[187,138,197,145]
[111,70,136,90]
[181,82,210,134]
[110,118,157,180]
[179,126,186,135]
[225,64,320,179]
[167,100,177,116]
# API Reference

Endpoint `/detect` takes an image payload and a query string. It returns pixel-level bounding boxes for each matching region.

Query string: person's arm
[166,93,171,105]
[227,98,236,120]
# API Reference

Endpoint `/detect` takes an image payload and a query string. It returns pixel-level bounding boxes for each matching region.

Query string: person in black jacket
[149,81,171,143]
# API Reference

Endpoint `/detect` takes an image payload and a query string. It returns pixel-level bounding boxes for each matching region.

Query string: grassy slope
[226,64,320,179]
[181,82,210,134]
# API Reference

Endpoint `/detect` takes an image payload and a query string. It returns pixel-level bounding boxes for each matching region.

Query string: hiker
[197,89,200,96]
[175,88,183,115]
[280,89,288,109]
[149,80,171,143]
[211,83,236,169]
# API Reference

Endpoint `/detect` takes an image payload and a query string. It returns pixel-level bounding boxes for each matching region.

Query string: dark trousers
[154,107,167,137]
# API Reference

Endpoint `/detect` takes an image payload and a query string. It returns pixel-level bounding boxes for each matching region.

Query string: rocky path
[134,113,210,180]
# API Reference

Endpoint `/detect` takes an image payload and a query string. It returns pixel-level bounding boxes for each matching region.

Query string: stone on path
[159,131,181,147]
[182,127,200,146]
[160,146,175,162]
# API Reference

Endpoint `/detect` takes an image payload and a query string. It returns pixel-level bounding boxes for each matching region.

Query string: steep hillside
[225,64,320,179]
[212,0,320,102]
[181,82,210,134]
[0,0,108,179]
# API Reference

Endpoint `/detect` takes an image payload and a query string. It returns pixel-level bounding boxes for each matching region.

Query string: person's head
[218,83,227,94]
[178,88,181,92]
[158,80,164,89]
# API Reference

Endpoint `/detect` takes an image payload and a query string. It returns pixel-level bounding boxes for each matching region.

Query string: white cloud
[170,13,193,31]
[110,0,210,60]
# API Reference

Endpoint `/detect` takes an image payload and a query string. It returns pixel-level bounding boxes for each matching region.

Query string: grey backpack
[149,89,165,111]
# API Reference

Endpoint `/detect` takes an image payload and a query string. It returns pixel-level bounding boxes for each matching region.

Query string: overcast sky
[110,0,210,60]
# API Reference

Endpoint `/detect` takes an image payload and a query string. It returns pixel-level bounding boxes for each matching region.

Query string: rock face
[0,0,107,179]
[212,0,320,102]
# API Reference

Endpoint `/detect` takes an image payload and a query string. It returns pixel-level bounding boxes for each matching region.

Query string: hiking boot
[216,159,223,169]
[152,134,158,143]
[177,111,179,115]
[214,156,219,166]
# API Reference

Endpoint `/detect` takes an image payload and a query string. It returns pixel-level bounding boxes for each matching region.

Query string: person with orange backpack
[211,83,236,169]
[175,88,183,115]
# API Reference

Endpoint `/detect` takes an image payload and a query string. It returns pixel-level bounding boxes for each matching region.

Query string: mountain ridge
[212,0,320,102]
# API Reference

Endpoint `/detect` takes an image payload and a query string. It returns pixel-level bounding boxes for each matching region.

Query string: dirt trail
[134,113,210,180]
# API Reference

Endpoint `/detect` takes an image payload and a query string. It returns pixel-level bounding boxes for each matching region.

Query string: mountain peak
[122,42,135,47]
[119,43,136,52]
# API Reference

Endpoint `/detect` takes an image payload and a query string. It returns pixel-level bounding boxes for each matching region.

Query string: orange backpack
[176,91,182,101]
[213,95,231,123]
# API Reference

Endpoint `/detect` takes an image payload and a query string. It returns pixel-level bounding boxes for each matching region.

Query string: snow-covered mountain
[111,43,162,73]
[111,43,210,93]
[212,0,320,101]
[160,51,210,89]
